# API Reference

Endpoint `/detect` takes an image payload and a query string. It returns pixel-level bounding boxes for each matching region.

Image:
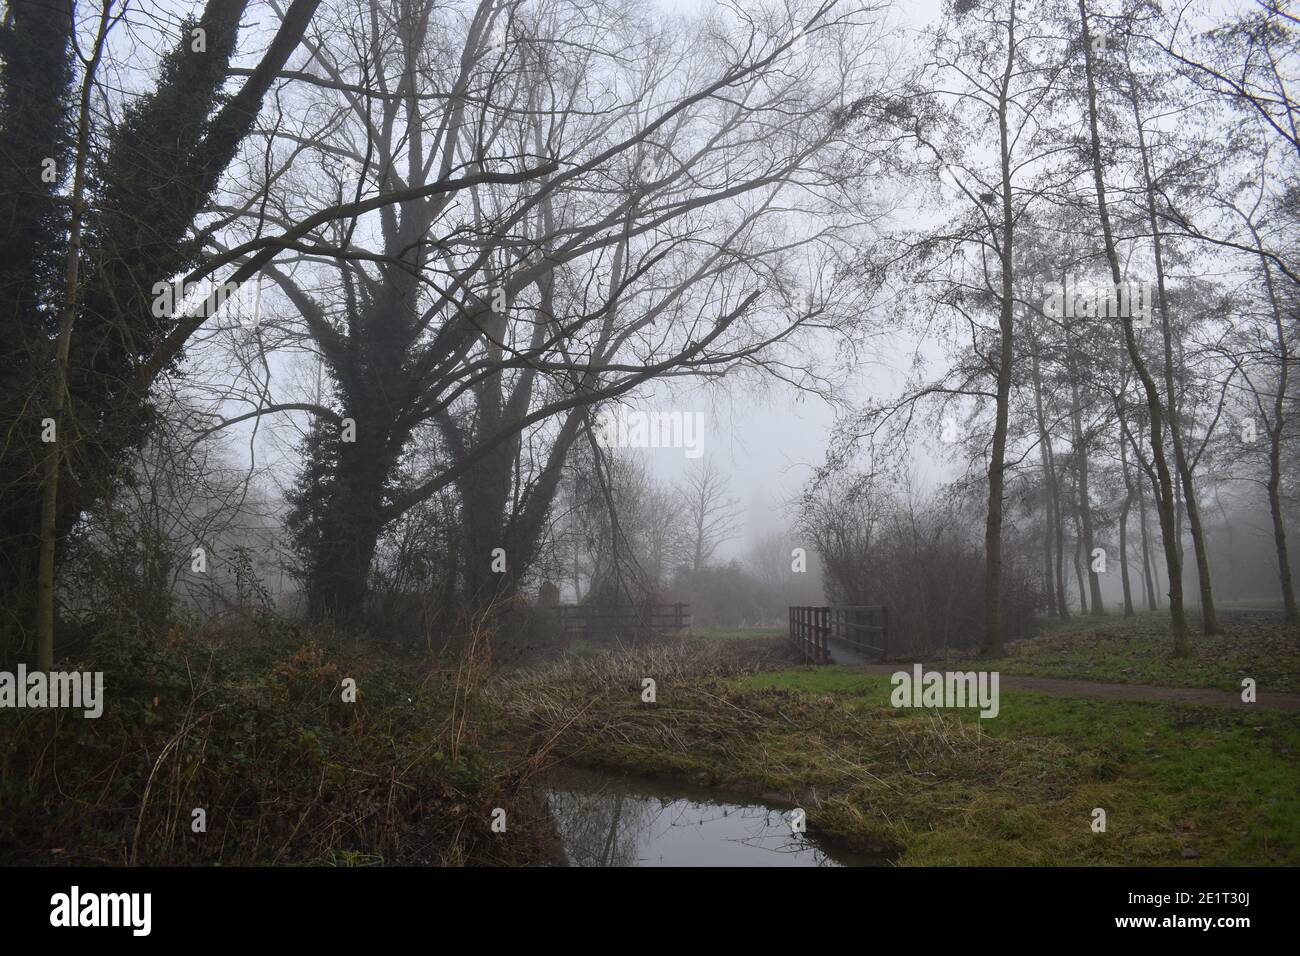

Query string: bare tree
[36,0,117,669]
[680,456,743,574]
[2,0,324,664]
[1212,146,1299,624]
[1078,0,1190,654]
[199,0,887,620]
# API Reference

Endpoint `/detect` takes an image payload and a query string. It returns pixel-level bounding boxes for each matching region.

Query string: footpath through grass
[740,667,1299,864]
[503,644,1300,866]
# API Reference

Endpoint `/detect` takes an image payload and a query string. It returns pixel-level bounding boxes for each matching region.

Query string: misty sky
[199,0,956,563]
[631,0,951,558]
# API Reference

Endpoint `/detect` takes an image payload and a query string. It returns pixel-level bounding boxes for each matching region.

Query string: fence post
[806,606,816,665]
[880,605,889,662]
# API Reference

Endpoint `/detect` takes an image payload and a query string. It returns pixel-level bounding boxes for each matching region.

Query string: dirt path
[849,662,1300,711]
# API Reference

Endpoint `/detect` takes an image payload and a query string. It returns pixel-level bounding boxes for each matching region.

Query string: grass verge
[500,648,1300,865]
[959,612,1300,693]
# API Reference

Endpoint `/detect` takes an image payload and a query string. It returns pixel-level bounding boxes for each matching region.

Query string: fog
[2,0,1297,880]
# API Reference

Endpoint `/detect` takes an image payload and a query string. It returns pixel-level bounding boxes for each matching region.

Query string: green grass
[502,646,1300,866]
[743,666,884,694]
[961,612,1300,693]
[734,666,1300,865]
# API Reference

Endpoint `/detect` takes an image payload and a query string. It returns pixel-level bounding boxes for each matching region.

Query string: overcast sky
[599,0,953,561]
[206,0,955,563]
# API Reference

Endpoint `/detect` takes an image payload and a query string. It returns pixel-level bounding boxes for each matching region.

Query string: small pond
[543,767,884,867]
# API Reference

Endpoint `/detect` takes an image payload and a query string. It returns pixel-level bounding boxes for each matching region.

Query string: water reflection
[543,768,880,867]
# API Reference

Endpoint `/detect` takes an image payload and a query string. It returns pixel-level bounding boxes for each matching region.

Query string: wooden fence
[789,605,830,664]
[555,603,691,639]
[789,604,890,663]
[829,604,890,660]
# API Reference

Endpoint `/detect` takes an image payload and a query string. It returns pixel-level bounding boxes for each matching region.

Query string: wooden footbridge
[788,605,890,664]
[555,602,691,639]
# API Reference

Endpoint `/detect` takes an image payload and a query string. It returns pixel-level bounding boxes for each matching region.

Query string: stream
[543,767,885,867]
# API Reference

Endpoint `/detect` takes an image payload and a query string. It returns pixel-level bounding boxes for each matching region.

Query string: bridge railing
[829,605,890,661]
[554,602,691,639]
[789,606,830,664]
[789,604,889,663]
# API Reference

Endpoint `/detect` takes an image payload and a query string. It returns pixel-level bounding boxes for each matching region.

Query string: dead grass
[494,643,1088,858]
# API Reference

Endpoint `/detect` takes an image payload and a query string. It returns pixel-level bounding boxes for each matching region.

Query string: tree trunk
[1080,0,1189,654]
[1118,430,1135,617]
[1251,223,1299,625]
[982,0,1019,657]
[1069,370,1105,615]
[1126,72,1218,635]
[36,3,107,669]
[307,418,403,623]
[457,439,520,609]
[1041,490,1055,601]
[1073,512,1089,615]
[1135,427,1158,610]
[1028,318,1070,620]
